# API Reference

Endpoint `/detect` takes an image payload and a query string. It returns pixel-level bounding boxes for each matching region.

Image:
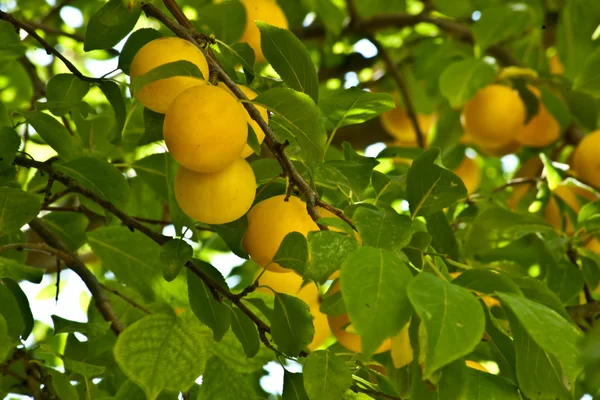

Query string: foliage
[1,0,600,399]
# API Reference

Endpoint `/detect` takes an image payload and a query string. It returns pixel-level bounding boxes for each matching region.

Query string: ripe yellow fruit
[573,130,600,189]
[465,360,489,373]
[308,305,331,351]
[380,108,434,146]
[243,195,319,272]
[516,87,560,148]
[240,0,289,62]
[256,269,319,305]
[549,54,564,75]
[218,83,267,158]
[508,156,543,210]
[174,159,256,224]
[453,156,481,195]
[391,320,413,369]
[462,85,526,149]
[478,140,522,158]
[130,37,209,114]
[164,85,248,173]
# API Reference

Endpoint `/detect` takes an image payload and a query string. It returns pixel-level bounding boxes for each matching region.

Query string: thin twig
[99,283,153,315]
[491,176,542,193]
[25,21,84,42]
[0,242,73,263]
[28,218,125,335]
[351,384,404,400]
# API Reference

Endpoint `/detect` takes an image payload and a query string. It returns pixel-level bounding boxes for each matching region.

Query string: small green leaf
[140,108,165,145]
[272,293,314,356]
[20,111,83,161]
[439,58,497,108]
[195,1,246,44]
[452,269,522,295]
[320,290,346,316]
[114,314,207,400]
[55,156,131,210]
[119,28,163,75]
[64,358,106,378]
[353,207,413,250]
[426,211,459,261]
[187,264,231,341]
[0,314,17,363]
[99,81,127,145]
[341,247,413,357]
[160,239,193,282]
[311,0,345,36]
[258,22,319,103]
[410,359,468,399]
[573,40,600,96]
[42,211,88,252]
[328,143,379,198]
[472,3,536,52]
[230,307,260,358]
[51,315,111,337]
[407,273,485,379]
[246,124,261,155]
[0,127,20,171]
[319,88,395,130]
[303,350,352,400]
[0,21,26,61]
[217,42,256,82]
[563,90,598,131]
[45,74,90,116]
[0,187,41,235]
[210,217,249,259]
[0,257,43,283]
[283,371,309,400]
[306,231,359,284]
[133,153,169,200]
[407,148,467,217]
[196,356,257,399]
[47,368,80,400]
[254,88,327,162]
[0,280,28,340]
[84,0,141,51]
[2,279,33,340]
[578,200,600,231]
[539,153,562,190]
[272,232,309,274]
[131,60,205,94]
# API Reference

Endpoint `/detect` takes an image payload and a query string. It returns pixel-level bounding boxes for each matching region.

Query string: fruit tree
[1,0,600,399]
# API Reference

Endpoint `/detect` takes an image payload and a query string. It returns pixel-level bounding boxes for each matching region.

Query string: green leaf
[0,280,27,340]
[45,74,90,116]
[452,269,522,295]
[0,187,41,235]
[283,371,309,400]
[246,124,261,155]
[140,108,165,145]
[254,88,327,162]
[407,273,485,379]
[257,22,319,103]
[410,359,467,399]
[114,314,207,400]
[539,153,561,190]
[303,350,352,400]
[0,315,17,362]
[563,89,598,131]
[195,1,246,44]
[187,265,231,341]
[0,127,20,171]
[119,29,163,75]
[207,328,275,373]
[310,161,354,199]
[320,290,346,316]
[341,247,413,357]
[42,211,88,252]
[217,42,256,82]
[51,315,111,337]
[210,217,249,259]
[353,207,413,250]
[439,58,497,108]
[196,357,257,400]
[230,307,260,358]
[160,239,192,282]
[47,368,79,400]
[574,47,600,97]
[99,81,127,145]
[311,0,345,36]
[20,111,83,161]
[497,293,583,386]
[328,143,379,198]
[472,3,536,52]
[2,279,33,340]
[64,358,106,378]
[0,21,26,61]
[426,211,459,261]
[272,293,314,356]
[432,0,473,17]
[0,257,43,283]
[407,148,467,217]
[272,232,308,274]
[306,231,359,284]
[319,88,395,130]
[55,156,131,210]
[84,0,141,51]
[133,153,169,200]
[578,200,600,232]
[131,60,205,94]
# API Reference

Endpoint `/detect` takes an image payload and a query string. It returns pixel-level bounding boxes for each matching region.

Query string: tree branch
[27,218,125,335]
[0,11,98,82]
[99,283,153,315]
[0,243,73,263]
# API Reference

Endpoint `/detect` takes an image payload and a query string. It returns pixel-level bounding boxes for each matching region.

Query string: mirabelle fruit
[516,87,560,148]
[308,306,331,351]
[243,195,319,272]
[466,360,489,373]
[218,83,267,158]
[174,159,256,224]
[240,0,289,62]
[573,130,600,189]
[453,156,481,195]
[164,85,248,173]
[507,156,543,210]
[391,320,413,369]
[549,54,564,75]
[380,107,434,146]
[462,85,526,149]
[130,37,209,114]
[478,140,522,158]
[256,269,319,305]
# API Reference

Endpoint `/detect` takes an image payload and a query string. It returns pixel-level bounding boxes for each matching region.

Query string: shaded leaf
[283,371,309,400]
[42,211,88,252]
[196,356,256,400]
[0,127,20,171]
[272,293,314,356]
[319,88,395,130]
[230,307,260,358]
[303,350,352,400]
[306,231,359,284]
[45,74,90,116]
[160,239,192,282]
[272,232,309,274]
[99,81,127,145]
[0,187,41,235]
[472,3,536,52]
[0,257,43,284]
[439,58,497,108]
[0,21,26,61]
[21,111,83,161]
[353,207,413,250]
[84,0,141,51]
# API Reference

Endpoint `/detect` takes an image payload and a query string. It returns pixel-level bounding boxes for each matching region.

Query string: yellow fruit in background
[130,37,209,114]
[544,184,597,233]
[391,320,413,369]
[240,0,289,62]
[508,156,543,210]
[164,85,248,173]
[466,360,489,373]
[462,85,526,149]
[256,269,319,305]
[549,54,565,75]
[174,159,256,224]
[573,130,600,189]
[477,140,522,158]
[308,305,331,351]
[453,156,481,195]
[516,87,560,148]
[380,108,434,146]
[218,83,267,158]
[243,195,319,272]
